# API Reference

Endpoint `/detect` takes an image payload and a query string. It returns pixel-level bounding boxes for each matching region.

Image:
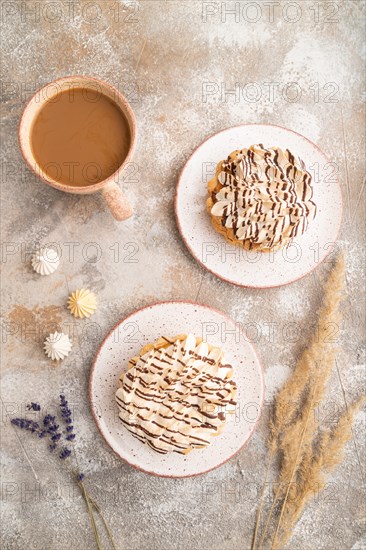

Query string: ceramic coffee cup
[18,75,137,221]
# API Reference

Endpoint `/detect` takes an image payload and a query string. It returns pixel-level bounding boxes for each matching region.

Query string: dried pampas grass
[274,395,366,549]
[251,253,365,550]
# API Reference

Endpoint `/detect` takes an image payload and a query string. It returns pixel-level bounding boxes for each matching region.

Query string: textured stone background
[1,1,365,549]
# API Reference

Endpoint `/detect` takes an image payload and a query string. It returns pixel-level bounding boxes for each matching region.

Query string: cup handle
[101,182,133,221]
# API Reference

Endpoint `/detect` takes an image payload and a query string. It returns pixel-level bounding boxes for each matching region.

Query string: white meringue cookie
[31,247,60,276]
[44,332,72,361]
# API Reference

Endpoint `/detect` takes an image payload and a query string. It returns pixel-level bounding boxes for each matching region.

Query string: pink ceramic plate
[89,301,264,477]
[175,124,343,288]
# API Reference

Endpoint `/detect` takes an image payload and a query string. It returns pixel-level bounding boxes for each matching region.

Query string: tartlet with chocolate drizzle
[115,334,237,454]
[207,144,317,252]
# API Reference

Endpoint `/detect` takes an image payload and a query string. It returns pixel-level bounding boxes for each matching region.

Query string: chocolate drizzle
[210,145,317,249]
[115,334,237,454]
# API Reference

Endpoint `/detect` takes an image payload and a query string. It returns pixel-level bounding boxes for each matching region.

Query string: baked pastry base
[120,334,236,454]
[207,152,290,253]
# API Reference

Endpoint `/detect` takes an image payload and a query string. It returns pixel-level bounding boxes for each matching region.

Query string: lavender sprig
[10,397,116,550]
[11,411,68,458]
[59,394,76,445]
[27,402,41,411]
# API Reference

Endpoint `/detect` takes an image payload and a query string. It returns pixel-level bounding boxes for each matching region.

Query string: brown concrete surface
[1,1,365,549]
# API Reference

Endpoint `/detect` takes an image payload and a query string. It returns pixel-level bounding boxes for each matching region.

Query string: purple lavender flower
[11,398,74,459]
[11,401,65,456]
[77,473,85,481]
[43,414,55,426]
[60,447,71,460]
[59,395,76,438]
[11,418,39,432]
[47,423,60,432]
[27,402,41,411]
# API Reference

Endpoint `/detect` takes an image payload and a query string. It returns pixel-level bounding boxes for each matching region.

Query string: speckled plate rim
[89,300,265,478]
[174,123,343,289]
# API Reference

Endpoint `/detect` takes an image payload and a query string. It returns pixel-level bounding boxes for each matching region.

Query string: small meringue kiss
[67,289,97,319]
[31,246,60,276]
[44,332,72,361]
